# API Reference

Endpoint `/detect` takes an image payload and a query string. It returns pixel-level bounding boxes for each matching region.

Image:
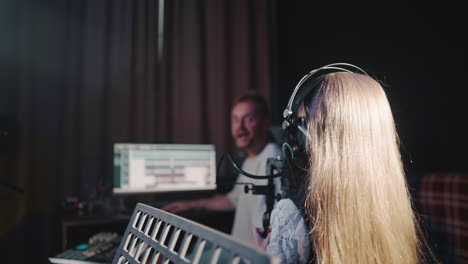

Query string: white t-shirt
[227,143,282,246]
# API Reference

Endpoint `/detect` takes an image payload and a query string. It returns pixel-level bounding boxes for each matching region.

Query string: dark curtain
[163,0,272,153]
[0,0,271,263]
[0,0,162,262]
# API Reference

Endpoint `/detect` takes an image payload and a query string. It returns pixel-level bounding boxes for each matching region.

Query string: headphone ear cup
[282,142,294,161]
[282,123,306,160]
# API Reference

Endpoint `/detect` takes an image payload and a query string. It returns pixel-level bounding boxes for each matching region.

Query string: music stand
[113,203,279,264]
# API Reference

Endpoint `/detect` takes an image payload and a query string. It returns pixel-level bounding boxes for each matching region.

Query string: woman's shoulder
[275,198,300,215]
[269,198,311,263]
[271,199,304,236]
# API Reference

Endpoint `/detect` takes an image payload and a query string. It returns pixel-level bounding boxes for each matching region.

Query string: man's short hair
[232,90,269,118]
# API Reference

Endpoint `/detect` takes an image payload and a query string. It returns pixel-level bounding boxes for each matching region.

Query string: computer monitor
[113,143,217,194]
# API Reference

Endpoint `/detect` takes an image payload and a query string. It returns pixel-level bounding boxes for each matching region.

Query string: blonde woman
[267,68,425,263]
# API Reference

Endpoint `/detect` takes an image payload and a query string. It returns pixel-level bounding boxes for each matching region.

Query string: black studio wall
[270,1,467,173]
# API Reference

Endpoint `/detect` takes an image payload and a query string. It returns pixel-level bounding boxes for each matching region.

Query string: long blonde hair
[304,72,419,263]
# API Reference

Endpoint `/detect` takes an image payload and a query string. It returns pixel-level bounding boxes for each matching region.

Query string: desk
[60,213,130,250]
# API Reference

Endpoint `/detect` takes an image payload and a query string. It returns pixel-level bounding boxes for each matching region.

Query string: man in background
[162,91,282,247]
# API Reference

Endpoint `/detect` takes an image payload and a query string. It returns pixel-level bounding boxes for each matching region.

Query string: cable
[216,152,282,181]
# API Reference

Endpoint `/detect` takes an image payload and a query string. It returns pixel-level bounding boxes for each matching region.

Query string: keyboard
[49,241,119,264]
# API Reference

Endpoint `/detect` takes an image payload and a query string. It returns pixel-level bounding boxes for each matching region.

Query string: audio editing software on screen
[113,144,216,193]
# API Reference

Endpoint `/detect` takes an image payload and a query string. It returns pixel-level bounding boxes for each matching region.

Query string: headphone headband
[282,63,368,131]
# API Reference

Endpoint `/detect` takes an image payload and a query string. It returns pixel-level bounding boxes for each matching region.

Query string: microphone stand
[216,153,284,238]
[242,158,284,238]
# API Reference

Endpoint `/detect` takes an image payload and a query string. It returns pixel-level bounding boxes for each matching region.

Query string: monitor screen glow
[113,143,216,194]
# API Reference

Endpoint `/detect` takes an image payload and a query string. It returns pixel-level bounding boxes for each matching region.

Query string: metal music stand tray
[112,203,279,264]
